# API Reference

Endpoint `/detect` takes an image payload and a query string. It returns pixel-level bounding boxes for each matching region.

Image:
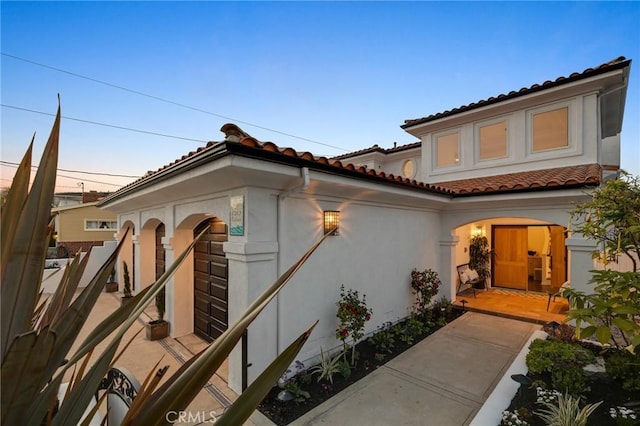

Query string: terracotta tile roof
[332,140,421,160]
[402,56,631,129]
[436,164,602,195]
[98,126,603,207]
[221,124,452,194]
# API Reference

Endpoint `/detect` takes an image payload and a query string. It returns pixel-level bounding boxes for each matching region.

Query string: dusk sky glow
[2,1,639,193]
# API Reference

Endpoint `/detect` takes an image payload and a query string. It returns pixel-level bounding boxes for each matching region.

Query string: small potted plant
[120,261,134,306]
[105,266,118,293]
[146,287,169,340]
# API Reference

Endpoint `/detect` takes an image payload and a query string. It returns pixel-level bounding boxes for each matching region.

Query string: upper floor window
[479,121,508,160]
[532,107,568,152]
[85,220,117,231]
[435,132,460,168]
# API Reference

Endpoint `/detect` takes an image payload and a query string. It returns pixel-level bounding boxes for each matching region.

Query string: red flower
[365,313,371,321]
[340,328,348,337]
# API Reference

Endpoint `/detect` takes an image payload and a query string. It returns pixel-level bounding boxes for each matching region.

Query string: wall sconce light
[471,225,485,237]
[323,211,340,236]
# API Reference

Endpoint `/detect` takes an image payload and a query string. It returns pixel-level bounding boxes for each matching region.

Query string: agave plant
[1,102,327,425]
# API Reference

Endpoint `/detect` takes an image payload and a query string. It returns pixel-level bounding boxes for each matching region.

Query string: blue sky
[2,1,639,192]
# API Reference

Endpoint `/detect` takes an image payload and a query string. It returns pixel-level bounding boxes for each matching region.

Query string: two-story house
[97,56,631,393]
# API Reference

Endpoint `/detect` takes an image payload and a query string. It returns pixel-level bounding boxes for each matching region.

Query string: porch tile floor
[453,287,569,325]
[67,291,246,425]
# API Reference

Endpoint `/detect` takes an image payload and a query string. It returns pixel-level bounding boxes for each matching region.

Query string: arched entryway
[193,218,229,342]
[449,217,571,323]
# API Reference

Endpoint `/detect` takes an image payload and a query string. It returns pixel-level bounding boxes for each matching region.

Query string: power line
[1,162,128,187]
[2,104,207,143]
[0,160,141,178]
[2,52,349,152]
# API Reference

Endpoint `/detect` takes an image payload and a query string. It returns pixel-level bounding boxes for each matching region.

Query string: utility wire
[2,52,349,152]
[1,162,130,187]
[2,104,207,143]
[0,160,141,178]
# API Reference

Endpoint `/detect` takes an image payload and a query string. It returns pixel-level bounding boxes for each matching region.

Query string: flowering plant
[536,387,561,405]
[410,268,441,318]
[610,406,639,425]
[336,285,372,366]
[500,408,531,426]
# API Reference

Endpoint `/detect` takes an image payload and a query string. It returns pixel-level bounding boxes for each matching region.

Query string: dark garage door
[194,218,228,341]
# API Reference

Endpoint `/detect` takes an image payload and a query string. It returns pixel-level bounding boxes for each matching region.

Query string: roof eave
[450,181,600,198]
[401,58,632,131]
[97,142,231,207]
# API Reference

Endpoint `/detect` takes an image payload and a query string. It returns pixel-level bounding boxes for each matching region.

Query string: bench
[456,264,486,298]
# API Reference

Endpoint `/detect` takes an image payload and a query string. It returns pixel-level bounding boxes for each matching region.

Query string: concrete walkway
[288,312,540,426]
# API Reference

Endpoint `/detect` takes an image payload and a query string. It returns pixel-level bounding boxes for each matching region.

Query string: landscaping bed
[501,326,640,426]
[505,371,639,425]
[257,302,463,425]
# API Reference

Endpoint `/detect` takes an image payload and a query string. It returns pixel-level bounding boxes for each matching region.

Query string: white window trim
[84,219,118,231]
[525,100,580,159]
[474,115,511,164]
[432,128,462,170]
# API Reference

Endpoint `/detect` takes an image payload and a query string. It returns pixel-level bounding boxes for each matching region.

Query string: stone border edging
[470,329,549,426]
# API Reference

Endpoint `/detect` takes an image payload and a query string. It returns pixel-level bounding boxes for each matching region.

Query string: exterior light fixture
[471,225,485,237]
[323,211,340,236]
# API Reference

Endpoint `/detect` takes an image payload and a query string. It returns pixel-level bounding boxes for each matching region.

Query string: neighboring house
[53,190,111,208]
[97,56,631,393]
[52,202,118,256]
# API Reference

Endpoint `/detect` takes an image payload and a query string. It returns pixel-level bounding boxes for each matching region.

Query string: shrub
[550,366,588,396]
[410,268,441,319]
[369,322,395,354]
[335,285,372,366]
[567,171,640,352]
[606,349,640,391]
[526,339,593,394]
[405,316,427,338]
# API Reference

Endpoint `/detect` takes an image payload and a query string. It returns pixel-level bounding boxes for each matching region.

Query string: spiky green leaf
[216,321,317,426]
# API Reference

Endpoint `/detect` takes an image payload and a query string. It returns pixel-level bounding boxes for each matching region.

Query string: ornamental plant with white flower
[610,406,639,426]
[536,387,561,405]
[500,408,531,426]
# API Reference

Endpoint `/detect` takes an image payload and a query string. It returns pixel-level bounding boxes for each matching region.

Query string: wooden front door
[549,226,567,291]
[193,218,229,342]
[493,226,528,290]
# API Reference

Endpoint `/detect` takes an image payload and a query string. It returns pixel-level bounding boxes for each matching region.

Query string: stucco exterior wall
[273,195,440,366]
[417,93,600,183]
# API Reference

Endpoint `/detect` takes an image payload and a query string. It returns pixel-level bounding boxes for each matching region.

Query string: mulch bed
[257,307,464,425]
[504,340,640,425]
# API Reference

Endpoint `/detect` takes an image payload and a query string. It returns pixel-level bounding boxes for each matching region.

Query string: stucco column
[132,235,141,293]
[223,241,279,394]
[161,237,179,336]
[439,234,460,301]
[565,235,598,294]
